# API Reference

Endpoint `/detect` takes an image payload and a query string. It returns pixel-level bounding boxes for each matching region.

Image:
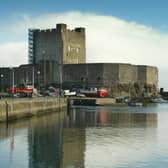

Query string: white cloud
[0,11,168,88]
[0,42,27,67]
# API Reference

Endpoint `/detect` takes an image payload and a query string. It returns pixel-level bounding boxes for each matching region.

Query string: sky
[0,0,168,88]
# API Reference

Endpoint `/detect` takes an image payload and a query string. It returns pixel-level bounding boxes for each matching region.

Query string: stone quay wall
[0,98,67,122]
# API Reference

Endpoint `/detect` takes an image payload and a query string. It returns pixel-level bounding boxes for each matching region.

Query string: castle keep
[0,23,158,97]
[28,24,86,64]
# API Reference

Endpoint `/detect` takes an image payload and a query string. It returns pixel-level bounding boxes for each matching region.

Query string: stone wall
[103,63,119,87]
[29,24,86,86]
[0,62,159,97]
[0,67,16,91]
[35,29,57,63]
[0,98,67,122]
[119,64,137,83]
[137,66,147,84]
[63,63,104,88]
[63,63,158,97]
[146,66,158,86]
[33,24,86,65]
[63,27,86,64]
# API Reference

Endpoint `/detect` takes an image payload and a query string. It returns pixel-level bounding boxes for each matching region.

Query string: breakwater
[68,97,116,106]
[0,98,67,122]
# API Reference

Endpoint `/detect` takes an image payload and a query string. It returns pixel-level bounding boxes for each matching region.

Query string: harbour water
[0,104,168,168]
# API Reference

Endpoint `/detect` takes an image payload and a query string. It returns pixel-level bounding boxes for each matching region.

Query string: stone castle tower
[28,23,86,87]
[28,23,86,64]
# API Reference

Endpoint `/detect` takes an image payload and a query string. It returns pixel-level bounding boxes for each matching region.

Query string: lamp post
[32,66,35,89]
[0,74,4,98]
[128,82,131,100]
[56,61,63,97]
[42,50,46,88]
[37,70,40,92]
[59,63,63,94]
[10,68,15,97]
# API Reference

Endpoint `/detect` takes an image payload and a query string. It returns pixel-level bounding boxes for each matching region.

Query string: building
[28,23,86,87]
[28,29,38,64]
[28,24,86,65]
[63,63,158,97]
[0,23,159,97]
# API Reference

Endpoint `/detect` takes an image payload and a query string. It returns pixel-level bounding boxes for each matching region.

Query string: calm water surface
[0,104,168,168]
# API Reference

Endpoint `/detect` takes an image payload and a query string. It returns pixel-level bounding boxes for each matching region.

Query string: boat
[128,102,143,107]
[11,84,33,97]
[64,90,76,97]
[151,97,168,103]
[79,87,108,97]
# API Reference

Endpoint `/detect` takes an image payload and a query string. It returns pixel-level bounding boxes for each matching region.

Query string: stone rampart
[0,98,67,122]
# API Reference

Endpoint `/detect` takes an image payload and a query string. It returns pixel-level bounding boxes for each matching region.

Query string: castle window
[76,48,79,53]
[97,77,101,82]
[68,46,71,52]
[81,77,87,82]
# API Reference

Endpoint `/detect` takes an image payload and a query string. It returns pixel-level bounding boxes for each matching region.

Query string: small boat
[64,90,76,97]
[128,102,143,107]
[79,87,108,97]
[151,97,168,103]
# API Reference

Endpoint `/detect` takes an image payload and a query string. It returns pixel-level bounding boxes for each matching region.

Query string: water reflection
[64,106,158,168]
[75,106,158,168]
[28,112,65,168]
[0,112,66,168]
[0,104,164,168]
[0,120,29,168]
[67,106,158,128]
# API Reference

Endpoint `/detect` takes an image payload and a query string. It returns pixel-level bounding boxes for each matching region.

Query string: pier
[0,97,123,123]
[68,97,116,106]
[0,98,67,122]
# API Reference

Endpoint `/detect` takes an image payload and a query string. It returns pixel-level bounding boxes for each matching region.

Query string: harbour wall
[0,98,67,122]
[63,63,158,97]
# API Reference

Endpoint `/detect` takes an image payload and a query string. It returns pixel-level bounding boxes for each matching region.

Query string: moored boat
[79,87,108,97]
[128,102,143,107]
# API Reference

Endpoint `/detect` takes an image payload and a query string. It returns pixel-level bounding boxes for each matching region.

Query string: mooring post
[67,98,70,116]
[67,98,73,116]
[5,100,8,123]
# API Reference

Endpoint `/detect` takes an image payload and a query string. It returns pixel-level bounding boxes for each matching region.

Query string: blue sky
[0,0,168,88]
[1,0,168,30]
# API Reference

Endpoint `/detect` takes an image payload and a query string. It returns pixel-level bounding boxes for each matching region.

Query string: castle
[0,23,158,97]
